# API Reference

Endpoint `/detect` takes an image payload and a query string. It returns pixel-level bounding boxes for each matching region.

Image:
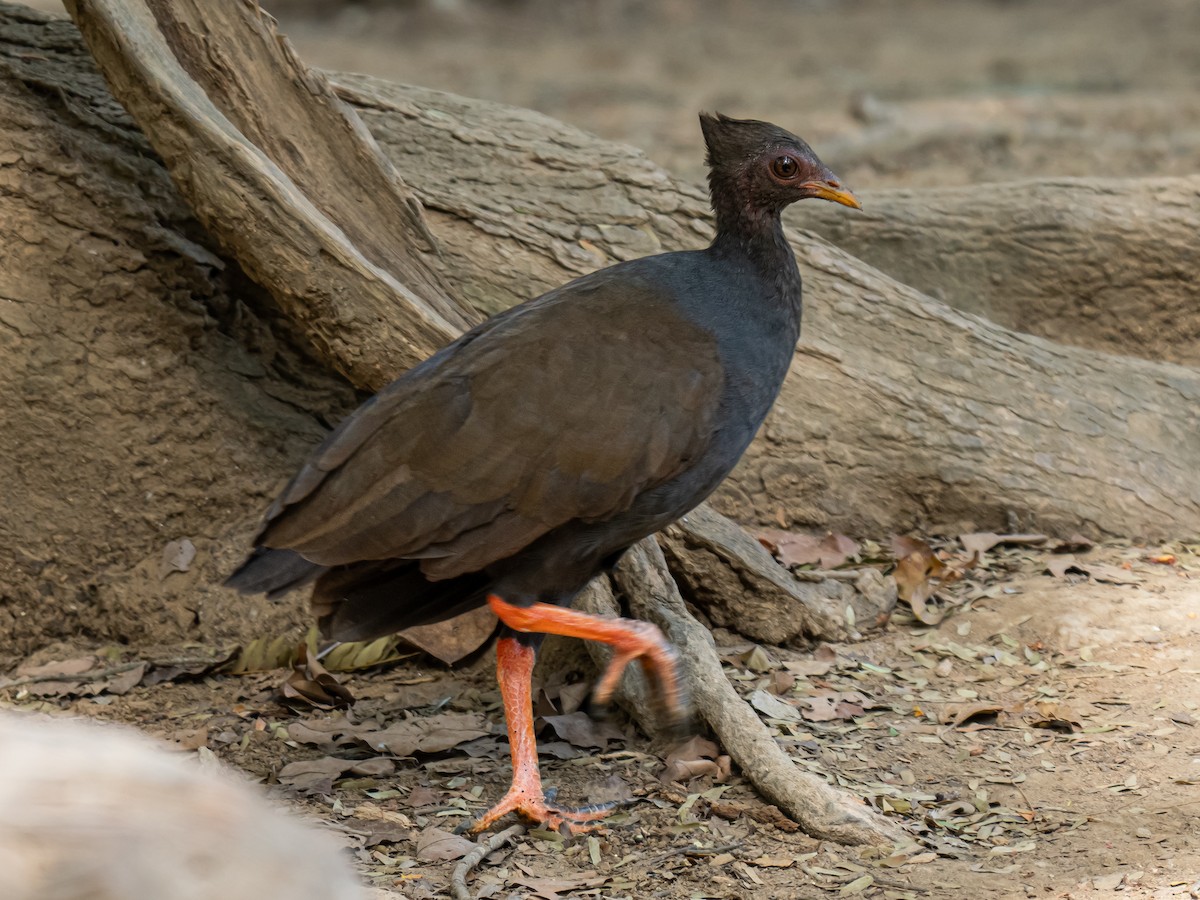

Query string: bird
[226,112,860,834]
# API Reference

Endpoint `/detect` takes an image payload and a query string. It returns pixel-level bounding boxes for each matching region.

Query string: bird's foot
[590,621,688,725]
[487,596,690,727]
[457,786,618,836]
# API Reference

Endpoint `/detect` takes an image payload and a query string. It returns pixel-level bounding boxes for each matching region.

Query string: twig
[0,661,145,691]
[790,568,876,582]
[451,824,524,900]
[645,841,743,868]
[867,876,929,893]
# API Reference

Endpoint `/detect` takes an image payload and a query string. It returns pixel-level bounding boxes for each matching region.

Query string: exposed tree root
[609,539,903,846]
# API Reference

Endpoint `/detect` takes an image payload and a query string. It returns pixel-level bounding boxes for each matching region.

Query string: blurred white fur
[0,712,365,900]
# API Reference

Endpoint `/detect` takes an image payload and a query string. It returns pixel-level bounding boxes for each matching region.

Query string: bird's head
[699,112,860,215]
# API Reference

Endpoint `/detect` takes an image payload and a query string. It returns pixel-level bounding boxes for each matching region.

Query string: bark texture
[318,78,1200,540]
[59,0,1200,539]
[659,506,896,647]
[0,3,347,656]
[799,176,1200,366]
[63,0,477,387]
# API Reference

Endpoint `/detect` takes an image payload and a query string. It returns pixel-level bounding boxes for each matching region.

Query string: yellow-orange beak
[803,181,862,210]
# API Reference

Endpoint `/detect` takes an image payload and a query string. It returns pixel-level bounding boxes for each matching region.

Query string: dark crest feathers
[699,111,814,169]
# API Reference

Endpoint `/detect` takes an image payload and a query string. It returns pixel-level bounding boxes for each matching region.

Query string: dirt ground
[8,541,1199,899]
[4,1,1200,898]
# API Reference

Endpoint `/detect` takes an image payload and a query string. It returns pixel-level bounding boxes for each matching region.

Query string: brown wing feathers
[252,283,723,583]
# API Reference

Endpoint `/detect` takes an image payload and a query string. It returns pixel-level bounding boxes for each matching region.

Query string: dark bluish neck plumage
[706,170,802,317]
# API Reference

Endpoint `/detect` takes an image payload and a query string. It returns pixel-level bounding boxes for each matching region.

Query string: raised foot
[486,595,690,727]
[457,788,618,836]
[590,619,688,725]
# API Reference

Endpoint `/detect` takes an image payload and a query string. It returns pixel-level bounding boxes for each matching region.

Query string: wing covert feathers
[256,278,723,578]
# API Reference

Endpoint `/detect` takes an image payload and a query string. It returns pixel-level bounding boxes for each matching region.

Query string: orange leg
[487,594,686,723]
[463,636,616,835]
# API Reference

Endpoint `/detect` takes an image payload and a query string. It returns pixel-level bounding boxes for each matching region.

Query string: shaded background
[266,0,1200,189]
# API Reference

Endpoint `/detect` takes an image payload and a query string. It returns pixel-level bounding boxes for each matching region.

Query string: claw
[458,788,619,835]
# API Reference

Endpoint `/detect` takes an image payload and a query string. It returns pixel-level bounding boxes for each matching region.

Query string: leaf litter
[5,538,1197,899]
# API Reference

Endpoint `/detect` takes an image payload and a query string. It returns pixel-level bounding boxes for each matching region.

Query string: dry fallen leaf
[768,670,796,695]
[749,689,803,722]
[943,702,1006,728]
[142,648,238,686]
[349,757,396,777]
[287,715,371,749]
[891,537,964,625]
[224,634,298,674]
[800,691,869,722]
[758,530,860,569]
[1027,701,1083,733]
[406,785,441,808]
[319,635,415,673]
[661,735,730,784]
[1046,555,1086,578]
[400,604,498,665]
[817,533,861,568]
[277,757,357,793]
[281,644,355,710]
[416,826,475,862]
[362,712,492,755]
[785,657,834,677]
[1086,564,1144,586]
[740,645,776,672]
[6,657,148,698]
[959,532,1046,555]
[1052,533,1095,553]
[158,726,209,752]
[159,538,197,579]
[507,872,608,900]
[542,711,625,749]
[552,680,591,715]
[749,855,795,868]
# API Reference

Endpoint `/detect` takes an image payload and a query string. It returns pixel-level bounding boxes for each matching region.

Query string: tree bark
[798,176,1200,366]
[54,0,1200,539]
[62,0,477,388]
[338,77,1200,540]
[659,506,896,647]
[0,2,355,659]
[611,540,902,846]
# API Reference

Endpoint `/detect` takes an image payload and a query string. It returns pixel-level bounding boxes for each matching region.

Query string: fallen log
[62,0,1200,537]
[800,175,1200,366]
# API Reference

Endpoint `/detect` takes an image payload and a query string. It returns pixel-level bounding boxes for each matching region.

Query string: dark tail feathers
[224,547,325,599]
[226,548,491,645]
[312,562,490,643]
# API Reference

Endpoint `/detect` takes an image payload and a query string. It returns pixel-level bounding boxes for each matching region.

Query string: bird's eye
[770,155,799,179]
